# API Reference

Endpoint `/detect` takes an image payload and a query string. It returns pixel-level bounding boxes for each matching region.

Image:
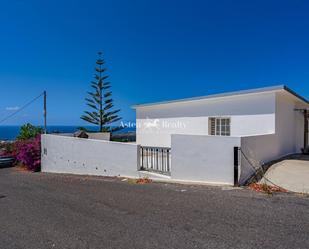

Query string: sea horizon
[0,125,135,141]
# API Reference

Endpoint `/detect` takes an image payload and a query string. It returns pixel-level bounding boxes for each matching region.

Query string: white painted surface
[238,93,308,183]
[238,92,309,183]
[240,134,280,183]
[171,134,240,185]
[41,134,139,178]
[275,92,306,154]
[136,92,276,147]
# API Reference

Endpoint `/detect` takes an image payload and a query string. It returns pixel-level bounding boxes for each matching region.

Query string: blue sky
[0,0,308,125]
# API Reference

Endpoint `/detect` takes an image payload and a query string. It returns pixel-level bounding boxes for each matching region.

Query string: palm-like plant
[81,52,121,132]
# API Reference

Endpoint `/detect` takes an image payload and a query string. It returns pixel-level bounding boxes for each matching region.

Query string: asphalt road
[0,167,309,249]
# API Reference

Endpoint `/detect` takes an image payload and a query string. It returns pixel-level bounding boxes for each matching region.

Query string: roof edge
[282,85,309,105]
[132,85,309,109]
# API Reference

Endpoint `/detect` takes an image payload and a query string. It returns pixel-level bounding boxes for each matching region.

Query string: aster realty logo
[143,118,160,129]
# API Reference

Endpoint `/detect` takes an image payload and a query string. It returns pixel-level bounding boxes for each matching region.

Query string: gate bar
[234,147,240,186]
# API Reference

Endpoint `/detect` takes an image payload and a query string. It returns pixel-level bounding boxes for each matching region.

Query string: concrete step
[138,170,171,180]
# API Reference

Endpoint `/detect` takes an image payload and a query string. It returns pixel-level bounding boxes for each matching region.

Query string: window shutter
[209,118,216,135]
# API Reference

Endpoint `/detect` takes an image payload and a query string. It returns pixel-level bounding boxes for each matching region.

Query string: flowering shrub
[12,135,41,172]
[1,123,42,171]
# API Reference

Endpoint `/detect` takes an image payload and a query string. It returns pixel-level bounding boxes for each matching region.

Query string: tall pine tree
[81,52,121,132]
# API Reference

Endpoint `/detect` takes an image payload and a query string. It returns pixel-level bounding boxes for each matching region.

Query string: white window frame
[209,117,231,136]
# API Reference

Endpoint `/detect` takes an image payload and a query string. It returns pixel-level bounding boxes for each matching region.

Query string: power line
[0,92,45,125]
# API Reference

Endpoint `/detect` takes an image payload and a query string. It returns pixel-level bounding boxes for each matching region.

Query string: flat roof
[132,85,309,108]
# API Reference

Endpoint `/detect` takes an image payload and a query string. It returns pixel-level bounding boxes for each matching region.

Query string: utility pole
[44,91,47,134]
[304,109,308,149]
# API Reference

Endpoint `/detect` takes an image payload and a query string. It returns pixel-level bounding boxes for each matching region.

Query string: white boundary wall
[170,133,299,185]
[239,133,297,184]
[41,134,140,178]
[41,132,303,186]
[57,132,110,141]
[171,134,240,185]
[240,134,279,183]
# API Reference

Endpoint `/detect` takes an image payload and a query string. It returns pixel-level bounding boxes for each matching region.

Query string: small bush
[17,123,43,141]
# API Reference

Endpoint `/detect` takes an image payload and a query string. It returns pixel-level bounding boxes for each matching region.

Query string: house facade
[41,85,309,186]
[131,85,309,184]
[134,85,308,154]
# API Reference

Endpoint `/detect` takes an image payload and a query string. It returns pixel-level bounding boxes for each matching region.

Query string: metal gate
[140,146,171,175]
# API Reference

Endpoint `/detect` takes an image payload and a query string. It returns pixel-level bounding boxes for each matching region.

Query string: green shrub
[17,123,43,141]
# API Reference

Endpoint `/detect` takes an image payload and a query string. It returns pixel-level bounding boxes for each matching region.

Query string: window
[209,117,231,136]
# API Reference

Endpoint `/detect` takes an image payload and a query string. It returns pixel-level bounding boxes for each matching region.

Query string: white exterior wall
[240,134,280,183]
[171,134,240,185]
[275,92,305,154]
[41,134,139,178]
[136,92,276,147]
[239,93,307,183]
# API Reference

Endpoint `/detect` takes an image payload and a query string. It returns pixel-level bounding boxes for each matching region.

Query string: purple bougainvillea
[13,135,41,172]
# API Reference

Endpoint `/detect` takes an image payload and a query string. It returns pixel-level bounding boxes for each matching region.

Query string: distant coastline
[0,125,135,141]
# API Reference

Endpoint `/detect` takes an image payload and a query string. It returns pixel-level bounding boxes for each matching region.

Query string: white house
[41,85,309,186]
[133,85,309,184]
[134,85,308,150]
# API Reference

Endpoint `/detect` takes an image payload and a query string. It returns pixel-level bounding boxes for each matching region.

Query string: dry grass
[249,183,287,195]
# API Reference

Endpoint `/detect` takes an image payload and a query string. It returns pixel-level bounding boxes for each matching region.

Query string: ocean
[0,126,135,141]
